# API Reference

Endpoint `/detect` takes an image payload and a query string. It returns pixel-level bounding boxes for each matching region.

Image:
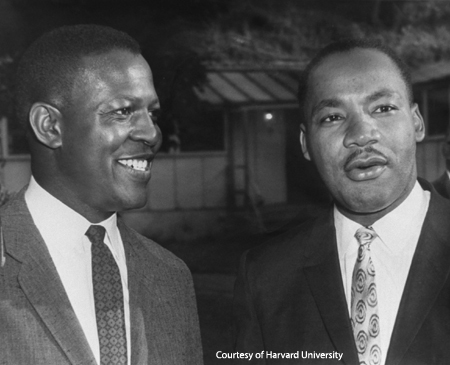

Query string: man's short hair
[297,39,413,126]
[15,24,141,125]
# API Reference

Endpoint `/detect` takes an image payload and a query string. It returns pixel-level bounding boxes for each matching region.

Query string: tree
[4,0,450,153]
[195,0,450,69]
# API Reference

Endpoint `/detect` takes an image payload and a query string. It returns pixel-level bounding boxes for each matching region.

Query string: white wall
[146,153,228,210]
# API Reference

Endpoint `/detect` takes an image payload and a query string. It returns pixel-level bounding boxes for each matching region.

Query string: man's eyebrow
[364,88,400,103]
[120,95,158,103]
[310,98,343,119]
[309,89,402,118]
[114,95,160,106]
[95,95,159,111]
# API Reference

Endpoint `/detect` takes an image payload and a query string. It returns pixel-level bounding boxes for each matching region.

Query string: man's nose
[343,113,380,148]
[130,110,161,147]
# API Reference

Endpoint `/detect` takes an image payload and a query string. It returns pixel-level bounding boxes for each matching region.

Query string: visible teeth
[118,159,149,171]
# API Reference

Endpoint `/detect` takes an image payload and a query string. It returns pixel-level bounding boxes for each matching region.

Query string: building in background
[1,64,449,240]
[413,61,450,179]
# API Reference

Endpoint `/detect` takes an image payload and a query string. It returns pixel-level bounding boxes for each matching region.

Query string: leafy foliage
[195,1,450,69]
[3,0,450,150]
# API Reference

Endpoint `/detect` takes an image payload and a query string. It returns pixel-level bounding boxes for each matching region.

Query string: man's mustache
[344,146,388,170]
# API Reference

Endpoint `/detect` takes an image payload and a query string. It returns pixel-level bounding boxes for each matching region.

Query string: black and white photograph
[1,1,450,364]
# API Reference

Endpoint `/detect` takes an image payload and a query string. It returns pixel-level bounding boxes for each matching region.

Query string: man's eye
[321,114,342,123]
[374,105,396,113]
[115,107,132,116]
[148,109,161,121]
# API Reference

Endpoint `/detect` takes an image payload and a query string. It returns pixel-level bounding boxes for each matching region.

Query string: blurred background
[2,0,450,363]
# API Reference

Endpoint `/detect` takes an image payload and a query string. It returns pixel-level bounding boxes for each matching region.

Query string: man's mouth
[344,155,388,181]
[345,156,387,171]
[118,158,151,172]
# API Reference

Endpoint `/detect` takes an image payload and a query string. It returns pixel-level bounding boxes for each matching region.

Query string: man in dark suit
[0,25,203,364]
[233,39,450,365]
[432,132,450,198]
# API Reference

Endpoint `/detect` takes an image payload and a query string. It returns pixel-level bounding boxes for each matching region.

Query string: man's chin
[337,191,393,216]
[114,193,148,212]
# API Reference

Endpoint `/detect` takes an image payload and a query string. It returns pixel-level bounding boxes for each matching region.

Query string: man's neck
[335,181,417,227]
[32,175,113,224]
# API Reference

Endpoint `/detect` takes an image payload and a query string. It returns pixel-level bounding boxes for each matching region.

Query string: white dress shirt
[335,181,430,365]
[25,176,131,365]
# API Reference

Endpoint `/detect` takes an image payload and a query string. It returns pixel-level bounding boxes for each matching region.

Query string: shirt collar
[25,176,119,253]
[335,181,430,257]
[102,213,120,251]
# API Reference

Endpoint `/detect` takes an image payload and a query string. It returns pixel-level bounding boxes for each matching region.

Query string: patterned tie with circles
[86,225,127,365]
[351,226,381,365]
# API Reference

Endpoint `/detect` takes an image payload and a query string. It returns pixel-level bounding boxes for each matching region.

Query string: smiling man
[0,25,202,365]
[233,40,450,365]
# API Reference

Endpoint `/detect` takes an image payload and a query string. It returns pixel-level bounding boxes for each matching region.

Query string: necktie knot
[355,226,377,247]
[86,225,106,245]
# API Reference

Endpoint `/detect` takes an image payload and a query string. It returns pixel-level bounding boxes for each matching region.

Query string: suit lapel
[3,192,96,365]
[302,212,359,365]
[386,191,450,365]
[444,174,450,199]
[119,221,151,365]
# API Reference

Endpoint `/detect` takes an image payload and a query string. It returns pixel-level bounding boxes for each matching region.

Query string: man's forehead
[308,49,407,101]
[74,50,150,87]
[63,49,155,111]
[79,49,148,74]
[312,48,399,80]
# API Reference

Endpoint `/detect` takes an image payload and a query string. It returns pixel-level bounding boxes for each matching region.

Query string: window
[0,117,29,158]
[159,109,225,153]
[415,83,450,137]
[426,86,449,136]
[7,118,29,155]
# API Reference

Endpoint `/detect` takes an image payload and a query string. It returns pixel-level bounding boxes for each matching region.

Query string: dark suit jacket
[0,190,203,365]
[432,172,450,199]
[233,181,450,365]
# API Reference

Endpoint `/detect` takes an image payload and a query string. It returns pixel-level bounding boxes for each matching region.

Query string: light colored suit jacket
[0,190,203,365]
[234,180,450,364]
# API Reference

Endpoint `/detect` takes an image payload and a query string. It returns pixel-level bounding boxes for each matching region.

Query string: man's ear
[299,123,311,161]
[29,102,63,149]
[411,103,425,143]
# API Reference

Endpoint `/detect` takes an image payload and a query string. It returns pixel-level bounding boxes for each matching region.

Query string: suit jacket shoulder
[432,172,450,199]
[114,217,204,365]
[233,206,356,364]
[234,181,450,365]
[242,209,335,279]
[118,219,190,272]
[0,190,203,365]
[0,189,99,365]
